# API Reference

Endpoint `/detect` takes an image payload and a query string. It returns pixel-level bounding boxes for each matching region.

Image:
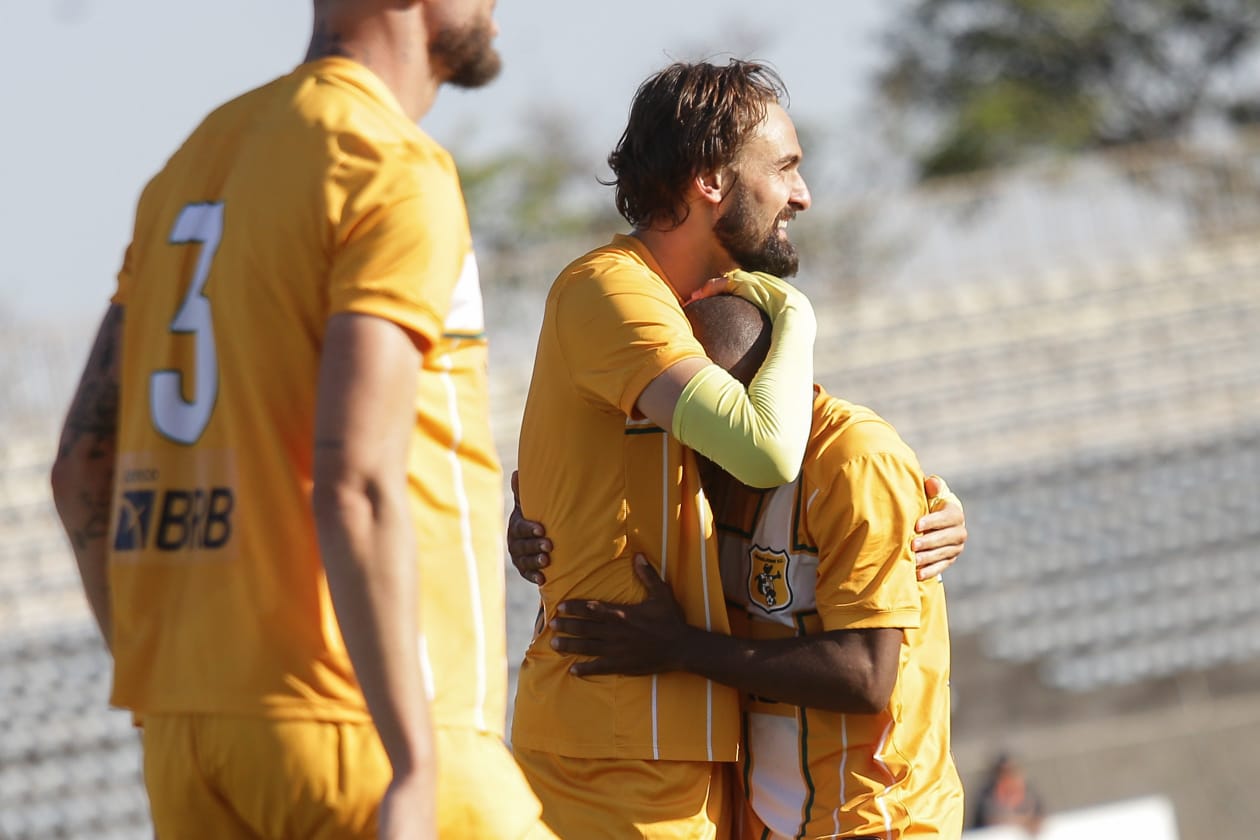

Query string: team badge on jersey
[748,545,793,613]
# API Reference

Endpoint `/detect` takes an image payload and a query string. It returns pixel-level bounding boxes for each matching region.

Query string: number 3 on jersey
[151,202,223,445]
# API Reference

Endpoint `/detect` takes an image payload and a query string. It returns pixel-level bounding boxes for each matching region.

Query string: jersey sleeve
[807,420,927,631]
[114,172,167,306]
[326,148,466,350]
[553,261,708,417]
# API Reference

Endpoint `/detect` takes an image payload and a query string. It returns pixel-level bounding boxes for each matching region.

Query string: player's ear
[693,167,726,207]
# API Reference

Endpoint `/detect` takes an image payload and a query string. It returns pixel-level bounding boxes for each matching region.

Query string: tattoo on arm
[56,306,123,550]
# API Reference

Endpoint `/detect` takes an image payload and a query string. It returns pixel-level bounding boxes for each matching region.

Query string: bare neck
[634,212,736,301]
[306,10,437,122]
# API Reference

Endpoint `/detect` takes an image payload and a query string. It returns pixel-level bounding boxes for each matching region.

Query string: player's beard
[714,182,799,278]
[432,17,501,88]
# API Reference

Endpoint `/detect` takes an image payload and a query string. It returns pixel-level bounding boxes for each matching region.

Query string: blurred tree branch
[879,0,1260,179]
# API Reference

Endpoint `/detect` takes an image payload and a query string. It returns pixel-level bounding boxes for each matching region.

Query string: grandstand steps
[809,236,1260,479]
[0,443,90,635]
[0,622,146,840]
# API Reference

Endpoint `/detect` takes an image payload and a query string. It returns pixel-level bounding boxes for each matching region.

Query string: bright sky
[1,1,894,327]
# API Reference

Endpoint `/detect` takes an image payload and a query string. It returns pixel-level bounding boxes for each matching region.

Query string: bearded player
[50,1,554,837]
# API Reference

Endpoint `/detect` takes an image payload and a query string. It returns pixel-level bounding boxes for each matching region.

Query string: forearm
[51,450,115,647]
[315,484,434,778]
[672,302,816,487]
[555,555,900,712]
[672,627,894,713]
[51,304,123,648]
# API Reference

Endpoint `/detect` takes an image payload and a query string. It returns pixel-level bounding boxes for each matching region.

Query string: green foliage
[879,0,1260,178]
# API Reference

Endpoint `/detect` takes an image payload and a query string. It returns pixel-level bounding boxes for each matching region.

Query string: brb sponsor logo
[113,487,234,552]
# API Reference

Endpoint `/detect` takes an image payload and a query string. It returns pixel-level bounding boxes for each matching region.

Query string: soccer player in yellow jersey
[549,294,966,839]
[511,60,816,839]
[50,2,553,839]
[510,61,965,839]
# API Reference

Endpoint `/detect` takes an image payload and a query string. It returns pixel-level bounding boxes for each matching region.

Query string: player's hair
[607,59,788,230]
[684,294,772,386]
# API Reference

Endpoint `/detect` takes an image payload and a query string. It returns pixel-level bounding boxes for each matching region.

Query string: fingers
[923,474,957,510]
[510,537,552,561]
[511,550,550,585]
[913,539,963,564]
[550,616,609,640]
[508,512,547,540]
[686,276,728,302]
[508,470,547,540]
[569,658,623,678]
[912,487,966,578]
[632,554,668,594]
[915,557,956,581]
[915,500,964,534]
[508,522,551,585]
[553,635,613,657]
[911,522,966,553]
[913,543,961,577]
[556,598,624,620]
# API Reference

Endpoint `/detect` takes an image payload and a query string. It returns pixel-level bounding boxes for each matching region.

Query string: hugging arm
[550,555,901,713]
[508,472,968,585]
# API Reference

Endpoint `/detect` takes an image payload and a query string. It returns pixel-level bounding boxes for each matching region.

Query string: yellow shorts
[143,716,554,840]
[514,746,728,840]
[436,727,557,839]
[142,715,389,840]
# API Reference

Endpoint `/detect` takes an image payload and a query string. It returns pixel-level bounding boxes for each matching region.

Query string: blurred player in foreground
[546,293,966,838]
[50,1,553,837]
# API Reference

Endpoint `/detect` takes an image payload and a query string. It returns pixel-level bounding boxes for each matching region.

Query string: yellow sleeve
[554,260,708,416]
[326,143,467,349]
[806,422,926,630]
[114,171,167,306]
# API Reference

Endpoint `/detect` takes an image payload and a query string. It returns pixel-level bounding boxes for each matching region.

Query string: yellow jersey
[718,389,964,838]
[512,234,742,761]
[108,57,507,734]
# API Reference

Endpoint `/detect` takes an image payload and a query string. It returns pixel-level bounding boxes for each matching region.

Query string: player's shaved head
[684,294,772,386]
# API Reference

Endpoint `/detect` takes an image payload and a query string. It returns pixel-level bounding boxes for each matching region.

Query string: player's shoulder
[130,77,285,219]
[291,60,452,173]
[807,387,917,468]
[559,234,656,279]
[549,234,677,307]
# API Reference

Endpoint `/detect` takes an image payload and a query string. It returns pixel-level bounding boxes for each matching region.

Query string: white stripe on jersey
[439,353,488,730]
[418,631,435,700]
[746,711,809,838]
[652,431,668,760]
[835,715,850,836]
[873,720,895,840]
[698,491,714,761]
[444,252,486,334]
